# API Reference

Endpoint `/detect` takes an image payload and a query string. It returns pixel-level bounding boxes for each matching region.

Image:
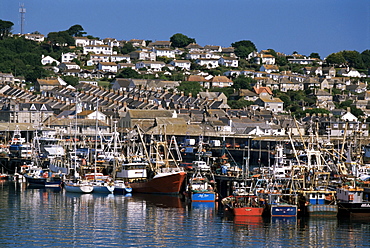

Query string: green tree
[47,31,75,46]
[61,76,79,86]
[177,81,203,96]
[67,24,86,37]
[266,49,277,57]
[209,87,234,98]
[120,42,135,54]
[276,56,288,67]
[326,52,346,66]
[0,20,14,40]
[232,75,254,90]
[310,52,321,59]
[339,100,353,109]
[350,106,364,118]
[115,68,140,78]
[361,50,370,68]
[0,37,47,81]
[86,35,100,40]
[231,40,257,58]
[228,99,253,109]
[170,33,196,48]
[341,50,364,69]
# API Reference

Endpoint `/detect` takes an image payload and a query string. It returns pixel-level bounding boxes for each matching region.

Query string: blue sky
[0,0,368,58]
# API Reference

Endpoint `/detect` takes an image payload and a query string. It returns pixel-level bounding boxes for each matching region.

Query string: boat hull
[233,207,264,216]
[65,183,93,193]
[191,192,216,202]
[24,173,62,187]
[270,205,297,217]
[130,171,186,194]
[93,185,115,194]
[114,186,132,194]
[338,202,370,216]
[24,175,47,185]
[307,204,338,217]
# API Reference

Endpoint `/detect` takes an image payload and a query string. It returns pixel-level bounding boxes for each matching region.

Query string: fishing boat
[266,193,298,217]
[34,135,65,159]
[123,129,186,195]
[302,190,338,217]
[129,168,186,194]
[24,166,63,188]
[185,169,216,202]
[336,185,370,216]
[222,194,265,216]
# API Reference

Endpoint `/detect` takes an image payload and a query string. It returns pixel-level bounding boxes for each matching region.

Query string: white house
[341,110,358,122]
[288,57,321,65]
[338,68,362,78]
[195,58,219,69]
[41,55,60,66]
[24,33,45,42]
[136,61,165,71]
[260,64,279,73]
[110,54,131,63]
[118,63,136,70]
[153,48,175,58]
[74,37,90,47]
[261,54,275,65]
[97,62,118,73]
[103,38,120,47]
[90,54,110,64]
[186,52,220,60]
[127,39,146,47]
[83,45,112,55]
[129,51,156,61]
[61,52,78,63]
[58,62,80,71]
[204,45,222,53]
[218,57,239,67]
[169,60,191,70]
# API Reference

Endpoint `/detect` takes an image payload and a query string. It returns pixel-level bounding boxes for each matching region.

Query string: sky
[0,0,368,58]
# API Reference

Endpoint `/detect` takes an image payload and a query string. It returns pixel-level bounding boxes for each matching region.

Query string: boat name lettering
[361,204,370,207]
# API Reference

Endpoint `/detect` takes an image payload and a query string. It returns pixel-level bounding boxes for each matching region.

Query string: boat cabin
[337,187,368,203]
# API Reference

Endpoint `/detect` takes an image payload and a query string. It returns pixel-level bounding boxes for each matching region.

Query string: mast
[73,93,78,178]
[94,98,98,180]
[112,121,117,181]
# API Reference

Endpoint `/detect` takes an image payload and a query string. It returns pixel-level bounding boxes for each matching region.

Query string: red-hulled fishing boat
[222,195,265,216]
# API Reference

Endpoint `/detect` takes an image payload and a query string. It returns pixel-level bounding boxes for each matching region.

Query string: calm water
[0,181,369,248]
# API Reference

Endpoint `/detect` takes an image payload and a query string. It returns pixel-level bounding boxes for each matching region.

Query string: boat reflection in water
[191,201,216,209]
[133,193,185,208]
[233,215,264,226]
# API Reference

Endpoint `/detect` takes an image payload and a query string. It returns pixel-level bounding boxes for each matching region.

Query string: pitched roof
[253,86,273,95]
[187,75,207,82]
[259,95,284,103]
[37,78,60,86]
[211,76,232,83]
[99,62,117,66]
[128,109,173,119]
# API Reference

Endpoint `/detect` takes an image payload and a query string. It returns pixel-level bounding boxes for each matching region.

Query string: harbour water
[0,181,369,248]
